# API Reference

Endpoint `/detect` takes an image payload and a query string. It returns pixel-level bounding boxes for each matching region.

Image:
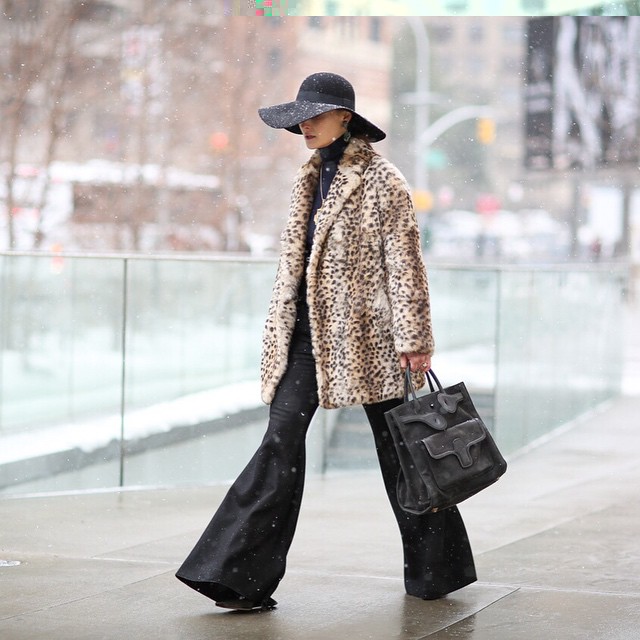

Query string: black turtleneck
[306,135,350,250]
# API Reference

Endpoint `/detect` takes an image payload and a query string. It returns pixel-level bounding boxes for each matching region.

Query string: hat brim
[259,101,386,143]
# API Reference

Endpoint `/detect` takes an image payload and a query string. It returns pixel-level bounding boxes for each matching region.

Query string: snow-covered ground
[0,380,262,467]
[0,344,496,466]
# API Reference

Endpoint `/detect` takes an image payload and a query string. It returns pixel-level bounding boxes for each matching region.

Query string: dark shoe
[216,596,277,611]
[406,591,446,601]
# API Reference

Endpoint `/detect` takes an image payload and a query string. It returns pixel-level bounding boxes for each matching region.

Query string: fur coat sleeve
[260,137,433,409]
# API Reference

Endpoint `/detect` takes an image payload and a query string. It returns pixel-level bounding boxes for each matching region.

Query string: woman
[176,72,476,611]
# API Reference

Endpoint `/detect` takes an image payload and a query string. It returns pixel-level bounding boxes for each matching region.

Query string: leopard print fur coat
[260,136,434,409]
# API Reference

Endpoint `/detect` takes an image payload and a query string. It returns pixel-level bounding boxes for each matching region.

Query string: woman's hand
[400,352,432,373]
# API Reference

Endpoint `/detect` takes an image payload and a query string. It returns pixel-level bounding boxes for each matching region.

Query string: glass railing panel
[429,268,499,352]
[494,267,625,454]
[120,258,278,486]
[0,253,627,494]
[123,258,273,408]
[429,267,499,429]
[0,255,124,493]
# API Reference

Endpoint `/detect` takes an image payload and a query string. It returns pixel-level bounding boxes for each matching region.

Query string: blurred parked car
[425,208,570,263]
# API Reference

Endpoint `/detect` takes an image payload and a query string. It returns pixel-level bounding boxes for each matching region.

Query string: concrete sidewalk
[1,392,639,639]
[1,299,639,639]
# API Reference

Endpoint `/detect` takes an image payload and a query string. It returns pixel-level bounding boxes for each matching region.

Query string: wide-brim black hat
[258,72,386,143]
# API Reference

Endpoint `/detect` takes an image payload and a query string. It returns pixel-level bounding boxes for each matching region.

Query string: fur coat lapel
[261,137,433,409]
[280,138,373,277]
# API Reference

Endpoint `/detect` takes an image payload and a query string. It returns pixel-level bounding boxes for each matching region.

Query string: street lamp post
[406,16,430,196]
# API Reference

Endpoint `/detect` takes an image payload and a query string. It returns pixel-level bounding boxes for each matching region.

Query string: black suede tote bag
[385,369,507,515]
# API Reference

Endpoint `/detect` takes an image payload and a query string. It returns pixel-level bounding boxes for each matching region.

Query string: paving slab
[476,501,640,596]
[428,589,640,640]
[0,565,515,640]
[0,555,169,621]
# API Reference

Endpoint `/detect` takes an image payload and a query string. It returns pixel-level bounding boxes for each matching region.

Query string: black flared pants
[176,303,477,603]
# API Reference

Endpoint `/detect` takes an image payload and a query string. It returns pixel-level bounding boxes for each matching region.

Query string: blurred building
[5,4,635,258]
[0,3,396,253]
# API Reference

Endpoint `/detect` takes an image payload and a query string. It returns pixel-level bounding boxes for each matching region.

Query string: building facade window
[2,0,41,21]
[502,56,521,73]
[269,47,282,70]
[469,24,484,43]
[338,16,356,39]
[502,24,523,43]
[77,1,118,23]
[468,56,485,75]
[430,23,453,43]
[370,16,381,42]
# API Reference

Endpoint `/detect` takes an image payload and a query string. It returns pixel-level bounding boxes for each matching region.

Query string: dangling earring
[342,121,351,142]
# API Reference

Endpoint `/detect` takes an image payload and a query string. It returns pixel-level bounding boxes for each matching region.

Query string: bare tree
[212,17,301,251]
[0,3,300,253]
[217,18,267,250]
[0,0,82,249]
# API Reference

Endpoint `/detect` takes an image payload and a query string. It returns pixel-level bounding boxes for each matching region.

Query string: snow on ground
[0,380,261,466]
[0,344,496,467]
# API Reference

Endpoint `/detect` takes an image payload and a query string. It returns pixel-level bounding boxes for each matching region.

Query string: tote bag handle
[403,367,444,408]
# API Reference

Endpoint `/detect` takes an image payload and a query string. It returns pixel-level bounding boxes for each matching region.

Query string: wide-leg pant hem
[175,572,277,604]
[405,572,477,600]
[175,574,231,602]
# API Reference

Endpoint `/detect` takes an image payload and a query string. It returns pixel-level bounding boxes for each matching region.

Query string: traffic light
[477,118,496,145]
[413,189,433,212]
[209,131,229,153]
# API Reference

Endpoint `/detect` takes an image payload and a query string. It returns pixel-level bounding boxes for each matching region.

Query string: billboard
[525,17,640,171]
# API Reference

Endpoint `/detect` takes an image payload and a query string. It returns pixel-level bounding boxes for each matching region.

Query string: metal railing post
[118,258,129,487]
